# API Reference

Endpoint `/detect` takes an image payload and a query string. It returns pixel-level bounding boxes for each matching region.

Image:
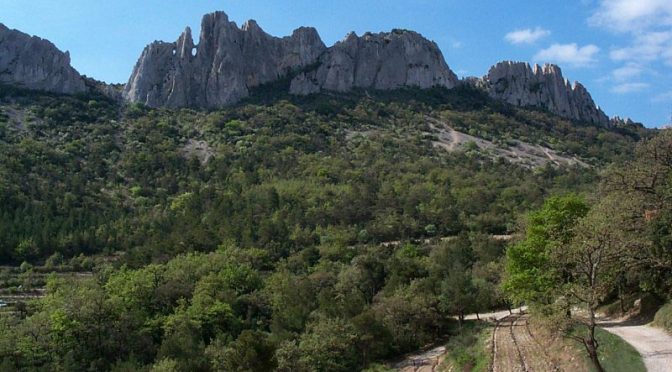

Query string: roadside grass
[652,302,672,334]
[438,321,492,372]
[571,327,645,372]
[362,363,394,372]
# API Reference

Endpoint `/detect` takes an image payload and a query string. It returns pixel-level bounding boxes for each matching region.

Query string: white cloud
[505,27,551,45]
[591,1,672,65]
[653,91,672,102]
[611,82,650,94]
[609,31,672,64]
[590,0,672,32]
[534,43,600,67]
[612,63,643,81]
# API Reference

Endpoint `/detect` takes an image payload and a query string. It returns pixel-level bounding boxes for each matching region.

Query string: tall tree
[560,196,637,372]
[503,194,589,305]
[504,194,639,371]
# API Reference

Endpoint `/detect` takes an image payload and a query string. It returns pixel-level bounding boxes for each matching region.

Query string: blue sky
[2,0,671,127]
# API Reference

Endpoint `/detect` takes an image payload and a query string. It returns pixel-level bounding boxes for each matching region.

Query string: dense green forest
[0,84,656,371]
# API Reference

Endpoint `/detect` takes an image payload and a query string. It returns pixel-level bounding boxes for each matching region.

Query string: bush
[443,322,490,372]
[653,303,672,333]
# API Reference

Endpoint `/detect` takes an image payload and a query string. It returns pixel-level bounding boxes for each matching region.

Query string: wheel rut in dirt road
[493,314,526,372]
[492,313,566,372]
[513,316,559,372]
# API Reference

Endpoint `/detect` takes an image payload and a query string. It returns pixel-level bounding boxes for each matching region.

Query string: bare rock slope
[124,12,459,108]
[0,23,86,94]
[123,11,326,108]
[472,61,609,125]
[6,10,610,127]
[290,30,459,95]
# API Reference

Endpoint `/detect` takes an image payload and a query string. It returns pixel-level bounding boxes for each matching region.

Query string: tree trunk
[585,310,604,372]
[585,338,604,372]
[476,312,480,320]
[618,283,626,315]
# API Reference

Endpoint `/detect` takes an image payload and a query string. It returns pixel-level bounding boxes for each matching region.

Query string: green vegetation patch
[442,321,491,372]
[653,302,672,334]
[0,83,658,371]
[592,328,645,372]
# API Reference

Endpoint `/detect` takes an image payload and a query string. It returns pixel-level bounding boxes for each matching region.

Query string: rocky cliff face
[474,61,609,125]
[125,13,458,107]
[123,11,326,108]
[290,30,458,95]
[0,23,86,94]
[123,12,610,125]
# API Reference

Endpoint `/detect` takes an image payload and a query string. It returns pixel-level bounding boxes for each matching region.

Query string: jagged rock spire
[290,30,459,95]
[122,11,610,126]
[123,11,326,108]
[471,61,609,125]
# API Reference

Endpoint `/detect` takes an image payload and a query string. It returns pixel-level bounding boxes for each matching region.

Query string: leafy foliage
[0,84,652,370]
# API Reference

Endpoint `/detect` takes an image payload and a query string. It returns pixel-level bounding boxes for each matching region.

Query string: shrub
[653,303,672,333]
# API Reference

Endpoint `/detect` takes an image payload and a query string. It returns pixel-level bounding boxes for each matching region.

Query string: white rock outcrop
[123,11,326,108]
[122,13,611,126]
[474,61,609,125]
[290,30,458,95]
[0,23,86,94]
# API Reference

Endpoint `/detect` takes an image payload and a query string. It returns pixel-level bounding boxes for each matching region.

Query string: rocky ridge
[0,23,86,94]
[289,30,458,94]
[123,11,326,108]
[471,61,609,125]
[2,12,616,126]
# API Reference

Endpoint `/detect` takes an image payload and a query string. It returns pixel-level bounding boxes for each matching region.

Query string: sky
[1,0,671,127]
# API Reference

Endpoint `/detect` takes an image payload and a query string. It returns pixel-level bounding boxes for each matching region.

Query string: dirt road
[393,345,446,372]
[395,308,581,372]
[492,313,560,372]
[393,308,523,371]
[601,323,672,372]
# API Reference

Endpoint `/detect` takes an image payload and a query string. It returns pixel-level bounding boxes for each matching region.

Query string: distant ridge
[0,11,612,125]
[0,23,85,94]
[467,61,609,125]
[123,11,326,108]
[288,30,459,95]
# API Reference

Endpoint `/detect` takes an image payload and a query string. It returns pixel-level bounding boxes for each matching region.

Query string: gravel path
[393,345,446,372]
[393,308,549,372]
[512,316,558,372]
[493,315,527,372]
[601,323,672,372]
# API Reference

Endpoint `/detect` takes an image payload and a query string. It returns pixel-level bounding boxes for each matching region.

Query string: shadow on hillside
[600,295,665,327]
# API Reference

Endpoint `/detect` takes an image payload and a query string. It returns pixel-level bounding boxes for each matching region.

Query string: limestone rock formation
[290,30,458,95]
[123,12,610,125]
[609,116,645,129]
[0,23,86,94]
[474,61,609,125]
[124,11,326,108]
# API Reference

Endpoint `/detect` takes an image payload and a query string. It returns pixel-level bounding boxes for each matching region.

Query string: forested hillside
[0,84,650,371]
